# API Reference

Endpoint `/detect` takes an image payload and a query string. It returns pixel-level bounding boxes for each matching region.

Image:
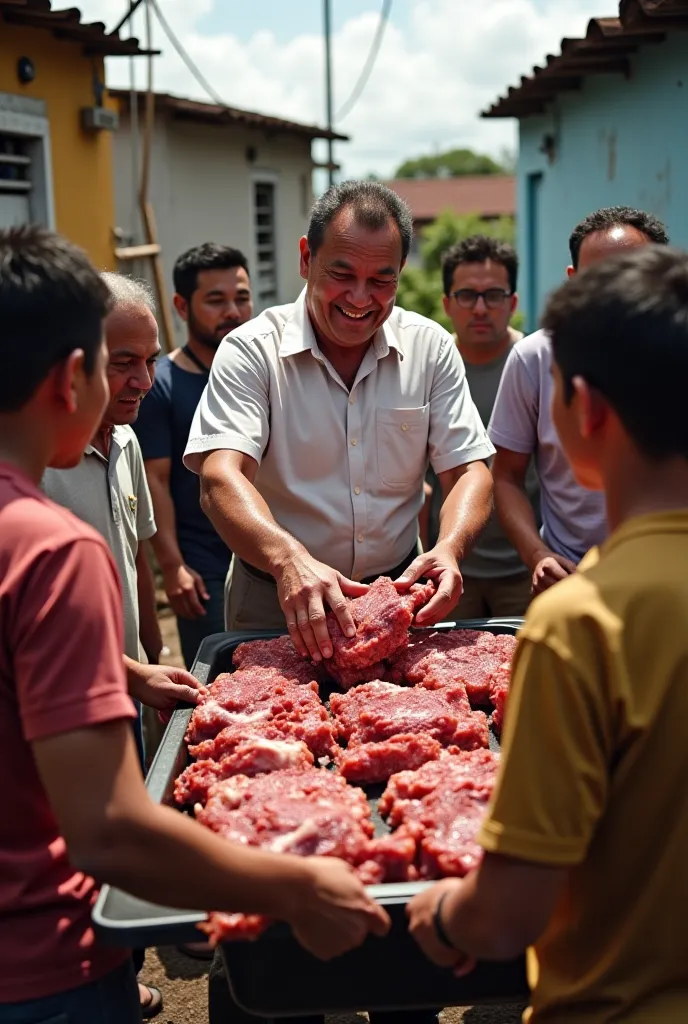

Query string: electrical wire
[334,0,392,123]
[148,0,232,110]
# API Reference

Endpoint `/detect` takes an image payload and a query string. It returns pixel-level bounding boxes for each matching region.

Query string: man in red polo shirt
[0,226,389,1024]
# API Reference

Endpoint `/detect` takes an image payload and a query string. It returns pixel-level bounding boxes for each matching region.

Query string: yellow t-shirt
[478,510,688,1023]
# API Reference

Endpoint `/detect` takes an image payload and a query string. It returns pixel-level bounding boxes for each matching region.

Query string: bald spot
[578,224,653,270]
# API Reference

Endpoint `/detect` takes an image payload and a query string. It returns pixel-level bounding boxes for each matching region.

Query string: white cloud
[78,0,606,178]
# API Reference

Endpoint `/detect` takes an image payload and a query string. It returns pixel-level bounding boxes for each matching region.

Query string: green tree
[396,210,523,334]
[394,148,505,179]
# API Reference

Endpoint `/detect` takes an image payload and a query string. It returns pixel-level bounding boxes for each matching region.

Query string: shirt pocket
[376,405,429,489]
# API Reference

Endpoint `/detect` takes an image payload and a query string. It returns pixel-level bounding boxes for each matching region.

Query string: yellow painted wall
[0,24,116,268]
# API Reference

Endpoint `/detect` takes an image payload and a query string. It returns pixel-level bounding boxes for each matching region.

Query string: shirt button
[350,438,357,446]
[349,395,356,405]
[357,534,364,543]
[401,423,409,431]
[354,486,361,495]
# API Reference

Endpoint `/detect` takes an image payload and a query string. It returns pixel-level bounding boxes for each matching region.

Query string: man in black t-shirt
[134,243,253,668]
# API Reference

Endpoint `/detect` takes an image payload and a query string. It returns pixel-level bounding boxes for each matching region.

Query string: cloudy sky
[79,0,607,180]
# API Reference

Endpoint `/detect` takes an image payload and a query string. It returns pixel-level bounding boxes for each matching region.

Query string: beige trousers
[225,556,286,632]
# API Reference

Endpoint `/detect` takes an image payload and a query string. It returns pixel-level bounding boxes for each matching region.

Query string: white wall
[112,109,314,346]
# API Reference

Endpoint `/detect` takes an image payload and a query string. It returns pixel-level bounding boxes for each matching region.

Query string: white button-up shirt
[184,290,494,580]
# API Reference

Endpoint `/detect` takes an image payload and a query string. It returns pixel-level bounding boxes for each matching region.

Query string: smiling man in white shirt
[184,181,495,669]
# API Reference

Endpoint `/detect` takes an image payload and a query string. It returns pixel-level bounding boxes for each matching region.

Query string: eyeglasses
[450,288,512,309]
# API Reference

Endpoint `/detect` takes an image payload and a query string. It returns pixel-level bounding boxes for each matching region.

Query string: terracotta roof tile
[384,176,515,221]
[110,90,347,142]
[483,0,688,119]
[0,0,154,56]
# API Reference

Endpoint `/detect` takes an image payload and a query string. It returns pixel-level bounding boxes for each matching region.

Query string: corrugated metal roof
[110,89,348,143]
[384,176,515,221]
[483,0,688,119]
[0,0,154,56]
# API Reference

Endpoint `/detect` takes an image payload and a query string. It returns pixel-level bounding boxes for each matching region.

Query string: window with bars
[0,133,32,228]
[253,180,278,308]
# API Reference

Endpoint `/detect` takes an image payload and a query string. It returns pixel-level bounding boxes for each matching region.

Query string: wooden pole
[138,0,175,350]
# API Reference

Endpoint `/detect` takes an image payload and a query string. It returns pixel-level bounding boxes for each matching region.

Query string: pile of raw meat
[173,577,517,943]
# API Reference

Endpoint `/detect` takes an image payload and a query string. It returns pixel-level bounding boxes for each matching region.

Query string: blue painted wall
[516,31,688,333]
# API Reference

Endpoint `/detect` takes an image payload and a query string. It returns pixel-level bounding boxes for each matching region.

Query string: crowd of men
[2,180,688,1024]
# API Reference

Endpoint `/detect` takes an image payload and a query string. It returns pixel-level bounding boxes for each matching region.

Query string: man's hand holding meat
[275,548,367,661]
[184,182,495,663]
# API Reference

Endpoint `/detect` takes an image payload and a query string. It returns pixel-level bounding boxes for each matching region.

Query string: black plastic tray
[94,619,528,1016]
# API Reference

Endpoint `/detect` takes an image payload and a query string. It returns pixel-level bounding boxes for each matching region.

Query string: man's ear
[571,375,606,439]
[509,292,518,315]
[52,349,86,414]
[173,293,189,323]
[299,236,311,281]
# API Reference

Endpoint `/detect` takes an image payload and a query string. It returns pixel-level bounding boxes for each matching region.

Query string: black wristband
[433,892,457,951]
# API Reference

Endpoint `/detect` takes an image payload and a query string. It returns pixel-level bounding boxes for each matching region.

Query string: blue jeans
[177,575,227,669]
[0,960,140,1024]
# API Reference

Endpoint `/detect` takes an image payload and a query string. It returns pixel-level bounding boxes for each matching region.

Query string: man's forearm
[437,463,493,561]
[92,796,313,918]
[494,478,550,571]
[200,452,305,577]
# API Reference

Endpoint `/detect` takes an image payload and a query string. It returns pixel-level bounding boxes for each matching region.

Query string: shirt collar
[84,423,132,458]
[279,289,403,362]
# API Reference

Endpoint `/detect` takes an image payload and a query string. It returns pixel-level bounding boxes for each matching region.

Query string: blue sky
[82,0,608,179]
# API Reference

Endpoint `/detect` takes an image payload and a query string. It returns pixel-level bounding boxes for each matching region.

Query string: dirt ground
[149,605,526,1024]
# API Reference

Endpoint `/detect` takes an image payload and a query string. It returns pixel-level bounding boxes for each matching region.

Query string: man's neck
[184,335,214,371]
[92,423,114,458]
[456,330,513,368]
[309,317,372,389]
[603,447,688,535]
[0,413,51,483]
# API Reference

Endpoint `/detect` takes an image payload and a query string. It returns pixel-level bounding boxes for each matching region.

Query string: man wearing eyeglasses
[434,235,538,618]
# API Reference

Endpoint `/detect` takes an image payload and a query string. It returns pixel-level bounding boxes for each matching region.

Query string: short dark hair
[441,235,518,296]
[173,243,249,302]
[542,245,688,460]
[568,206,669,269]
[307,180,413,262]
[0,226,112,414]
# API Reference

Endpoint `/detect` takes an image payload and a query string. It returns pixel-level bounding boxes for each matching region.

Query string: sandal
[139,983,163,1020]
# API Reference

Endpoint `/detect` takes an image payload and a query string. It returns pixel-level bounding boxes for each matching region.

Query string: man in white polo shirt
[185,180,494,665]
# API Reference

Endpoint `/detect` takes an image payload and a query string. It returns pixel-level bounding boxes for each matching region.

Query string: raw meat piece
[208,672,322,714]
[489,662,510,733]
[198,911,269,944]
[175,738,314,805]
[185,700,273,744]
[187,673,327,746]
[364,826,418,882]
[199,766,372,824]
[325,577,436,682]
[330,680,488,750]
[326,660,387,691]
[388,628,512,704]
[379,750,500,877]
[379,749,499,824]
[417,782,493,877]
[189,714,337,761]
[335,733,442,784]
[232,635,323,686]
